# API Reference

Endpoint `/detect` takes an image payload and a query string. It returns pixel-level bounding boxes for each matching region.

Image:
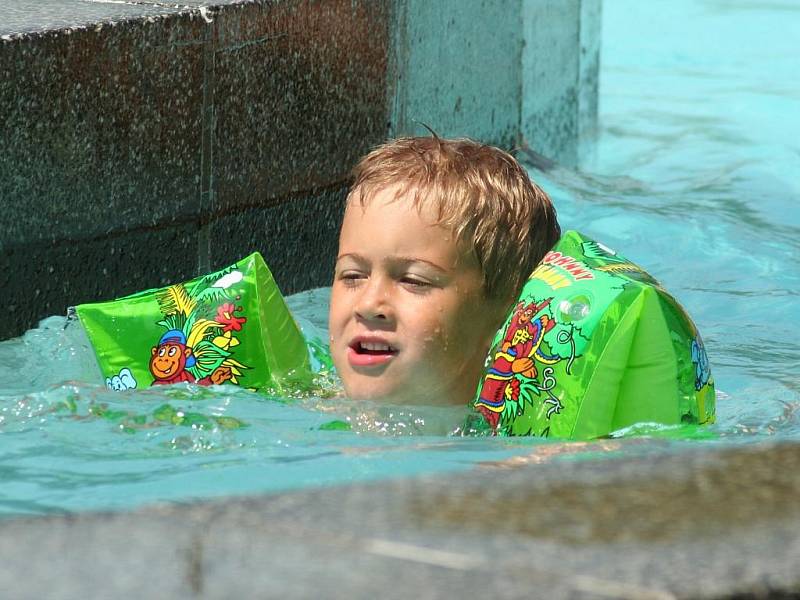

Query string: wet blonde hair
[348,136,561,302]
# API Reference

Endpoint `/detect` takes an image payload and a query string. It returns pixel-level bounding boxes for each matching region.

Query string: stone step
[1,439,797,598]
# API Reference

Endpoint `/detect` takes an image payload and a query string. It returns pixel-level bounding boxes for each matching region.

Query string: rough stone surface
[578,0,602,160]
[208,185,346,295]
[206,1,388,290]
[211,1,389,208]
[0,15,206,244]
[5,224,199,321]
[390,0,521,146]
[3,0,175,35]
[522,0,581,165]
[0,1,391,339]
[0,0,601,339]
[2,441,800,598]
[520,0,601,165]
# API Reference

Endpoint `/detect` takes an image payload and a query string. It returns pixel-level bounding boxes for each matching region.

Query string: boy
[328,136,560,406]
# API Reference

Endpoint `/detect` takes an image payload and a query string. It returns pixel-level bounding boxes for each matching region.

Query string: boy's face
[329,185,504,406]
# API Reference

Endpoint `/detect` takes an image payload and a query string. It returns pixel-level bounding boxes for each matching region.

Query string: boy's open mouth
[353,341,397,354]
[347,338,398,367]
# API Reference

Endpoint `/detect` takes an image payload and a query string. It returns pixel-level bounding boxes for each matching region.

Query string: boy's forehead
[347,183,455,234]
[345,185,426,225]
[340,189,481,271]
[344,186,453,237]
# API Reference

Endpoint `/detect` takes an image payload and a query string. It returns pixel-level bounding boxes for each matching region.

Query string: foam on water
[1,0,799,516]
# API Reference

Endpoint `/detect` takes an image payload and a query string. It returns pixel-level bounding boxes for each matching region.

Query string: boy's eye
[338,271,366,286]
[400,276,432,289]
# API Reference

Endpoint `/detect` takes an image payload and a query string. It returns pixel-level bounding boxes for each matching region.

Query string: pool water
[1,0,799,516]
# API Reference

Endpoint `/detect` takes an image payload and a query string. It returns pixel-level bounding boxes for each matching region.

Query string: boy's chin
[342,379,460,407]
[342,381,407,405]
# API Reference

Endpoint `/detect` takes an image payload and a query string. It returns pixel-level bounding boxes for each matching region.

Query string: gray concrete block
[1,224,199,340]
[211,1,390,208]
[0,0,600,338]
[206,185,346,295]
[579,0,602,159]
[390,0,522,147]
[0,14,207,246]
[522,0,581,165]
[2,441,800,598]
[2,0,176,36]
[519,0,601,165]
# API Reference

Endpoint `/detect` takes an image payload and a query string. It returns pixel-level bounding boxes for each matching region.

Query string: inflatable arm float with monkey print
[473,230,715,439]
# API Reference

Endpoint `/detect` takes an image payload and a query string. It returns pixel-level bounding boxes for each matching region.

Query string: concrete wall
[390,0,522,146]
[2,441,800,597]
[391,0,601,154]
[522,0,601,164]
[0,0,601,340]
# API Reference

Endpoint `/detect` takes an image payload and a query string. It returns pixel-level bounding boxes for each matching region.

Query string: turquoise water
[563,0,800,434]
[1,0,799,516]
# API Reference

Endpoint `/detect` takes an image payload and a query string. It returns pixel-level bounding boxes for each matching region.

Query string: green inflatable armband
[473,231,715,439]
[76,252,312,393]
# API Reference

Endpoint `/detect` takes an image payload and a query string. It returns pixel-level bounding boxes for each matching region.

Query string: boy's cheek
[327,297,348,344]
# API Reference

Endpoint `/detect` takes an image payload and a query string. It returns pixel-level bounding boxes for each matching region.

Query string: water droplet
[559,295,591,322]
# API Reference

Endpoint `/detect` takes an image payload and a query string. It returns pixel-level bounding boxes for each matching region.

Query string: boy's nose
[354,278,393,322]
